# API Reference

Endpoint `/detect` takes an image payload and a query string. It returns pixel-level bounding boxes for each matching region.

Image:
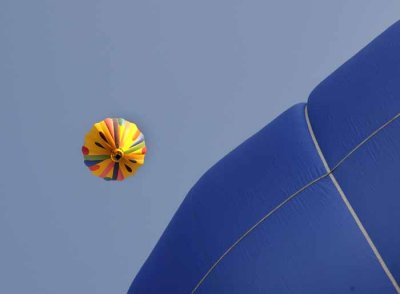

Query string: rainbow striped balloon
[82,118,147,181]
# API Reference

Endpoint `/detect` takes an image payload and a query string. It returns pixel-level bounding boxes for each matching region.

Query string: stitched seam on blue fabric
[191,106,400,293]
[305,105,400,293]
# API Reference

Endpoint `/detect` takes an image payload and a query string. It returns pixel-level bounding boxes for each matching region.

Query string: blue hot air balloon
[128,21,400,294]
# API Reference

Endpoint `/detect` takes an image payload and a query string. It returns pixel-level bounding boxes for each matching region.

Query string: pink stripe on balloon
[100,161,115,178]
[117,168,124,181]
[104,118,115,141]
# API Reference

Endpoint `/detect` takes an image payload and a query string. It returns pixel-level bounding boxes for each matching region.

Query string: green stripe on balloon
[125,141,146,154]
[84,155,109,161]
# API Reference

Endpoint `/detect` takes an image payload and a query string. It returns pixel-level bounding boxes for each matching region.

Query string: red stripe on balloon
[82,146,89,155]
[89,164,100,171]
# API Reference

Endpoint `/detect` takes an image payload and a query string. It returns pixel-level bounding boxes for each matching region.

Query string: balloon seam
[191,105,400,293]
[305,105,400,293]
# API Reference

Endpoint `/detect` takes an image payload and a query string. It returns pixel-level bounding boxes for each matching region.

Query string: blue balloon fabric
[129,21,400,294]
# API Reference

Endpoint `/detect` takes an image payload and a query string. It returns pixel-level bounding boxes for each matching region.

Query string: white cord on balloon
[191,106,400,293]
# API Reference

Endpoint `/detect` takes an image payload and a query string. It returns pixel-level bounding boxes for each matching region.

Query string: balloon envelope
[82,118,146,181]
[129,21,400,293]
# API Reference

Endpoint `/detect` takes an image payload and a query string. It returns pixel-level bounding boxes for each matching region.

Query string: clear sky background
[0,1,399,293]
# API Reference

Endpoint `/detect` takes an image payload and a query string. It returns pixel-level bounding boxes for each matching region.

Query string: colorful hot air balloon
[128,21,400,293]
[82,118,146,181]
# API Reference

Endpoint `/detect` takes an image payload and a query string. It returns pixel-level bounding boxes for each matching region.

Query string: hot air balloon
[82,118,146,181]
[128,21,400,293]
